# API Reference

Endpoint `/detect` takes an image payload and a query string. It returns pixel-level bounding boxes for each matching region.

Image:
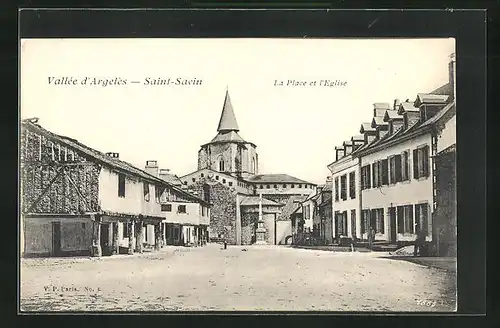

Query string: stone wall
[186,180,238,244]
[241,212,258,245]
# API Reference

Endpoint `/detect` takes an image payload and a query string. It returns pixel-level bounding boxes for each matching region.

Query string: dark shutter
[397,206,404,233]
[367,165,371,188]
[395,154,402,182]
[422,145,430,177]
[409,205,414,233]
[413,149,419,179]
[372,163,377,187]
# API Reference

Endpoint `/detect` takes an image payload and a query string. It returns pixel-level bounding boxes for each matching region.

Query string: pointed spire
[217,88,239,132]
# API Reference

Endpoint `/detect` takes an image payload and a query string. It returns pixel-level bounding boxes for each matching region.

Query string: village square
[20,47,457,312]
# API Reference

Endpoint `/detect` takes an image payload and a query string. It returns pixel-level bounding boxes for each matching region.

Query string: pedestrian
[414,230,426,257]
[368,227,375,250]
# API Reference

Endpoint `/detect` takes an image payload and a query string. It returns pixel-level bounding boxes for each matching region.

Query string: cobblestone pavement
[20,244,457,312]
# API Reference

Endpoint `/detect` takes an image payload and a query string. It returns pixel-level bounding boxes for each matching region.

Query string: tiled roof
[277,195,308,221]
[239,195,283,207]
[217,89,239,132]
[247,174,314,185]
[159,172,183,186]
[22,120,210,206]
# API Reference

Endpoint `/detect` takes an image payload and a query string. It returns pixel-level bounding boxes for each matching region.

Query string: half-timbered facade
[20,119,210,257]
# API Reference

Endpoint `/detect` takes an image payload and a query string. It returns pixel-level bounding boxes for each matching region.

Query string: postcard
[19,37,457,312]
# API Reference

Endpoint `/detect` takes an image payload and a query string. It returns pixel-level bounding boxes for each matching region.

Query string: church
[178,90,317,245]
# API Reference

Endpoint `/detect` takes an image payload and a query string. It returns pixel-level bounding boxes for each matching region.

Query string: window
[371,208,385,234]
[259,185,263,189]
[402,151,410,181]
[413,145,430,179]
[395,154,402,182]
[397,205,414,234]
[228,182,233,187]
[283,184,287,188]
[291,184,295,188]
[415,203,429,234]
[340,175,347,200]
[219,159,225,172]
[202,206,207,216]
[201,173,204,178]
[202,184,210,202]
[381,159,389,185]
[334,177,339,201]
[361,165,371,190]
[81,223,86,230]
[349,172,356,199]
[192,178,196,182]
[161,204,172,212]
[222,179,226,184]
[299,184,302,188]
[266,184,270,189]
[304,205,310,220]
[118,173,126,197]
[155,185,164,203]
[274,184,277,188]
[143,182,150,202]
[215,175,219,180]
[178,205,187,213]
[122,222,129,237]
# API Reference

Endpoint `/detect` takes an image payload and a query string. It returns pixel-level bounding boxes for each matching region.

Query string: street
[20,244,457,312]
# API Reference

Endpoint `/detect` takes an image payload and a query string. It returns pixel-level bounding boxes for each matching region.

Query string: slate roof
[22,119,210,206]
[360,123,376,133]
[351,134,365,142]
[159,171,183,186]
[277,195,308,221]
[398,102,419,114]
[239,195,283,207]
[384,110,404,121]
[430,82,453,96]
[416,93,449,104]
[372,116,388,127]
[210,130,247,144]
[247,174,314,185]
[373,102,391,110]
[217,89,239,132]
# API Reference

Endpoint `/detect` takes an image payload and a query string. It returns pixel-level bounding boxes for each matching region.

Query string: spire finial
[217,87,239,132]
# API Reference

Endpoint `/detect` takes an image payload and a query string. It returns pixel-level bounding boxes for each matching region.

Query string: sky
[20,38,455,185]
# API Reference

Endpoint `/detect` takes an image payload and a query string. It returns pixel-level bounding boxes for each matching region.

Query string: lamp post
[255,193,267,245]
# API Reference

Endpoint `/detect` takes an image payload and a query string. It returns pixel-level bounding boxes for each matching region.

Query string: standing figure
[414,230,426,257]
[368,227,375,250]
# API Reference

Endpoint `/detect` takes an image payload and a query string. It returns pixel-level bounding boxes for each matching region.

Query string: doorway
[52,222,61,256]
[389,207,397,243]
[100,223,111,256]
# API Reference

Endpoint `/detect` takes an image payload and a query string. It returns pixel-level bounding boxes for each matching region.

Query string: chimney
[145,160,159,177]
[393,98,401,111]
[105,152,120,159]
[449,53,456,100]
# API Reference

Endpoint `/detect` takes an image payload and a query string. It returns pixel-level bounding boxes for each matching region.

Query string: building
[20,119,210,257]
[180,89,316,245]
[327,54,456,252]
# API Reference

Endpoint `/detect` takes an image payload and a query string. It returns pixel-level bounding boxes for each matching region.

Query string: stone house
[180,89,316,245]
[20,119,210,257]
